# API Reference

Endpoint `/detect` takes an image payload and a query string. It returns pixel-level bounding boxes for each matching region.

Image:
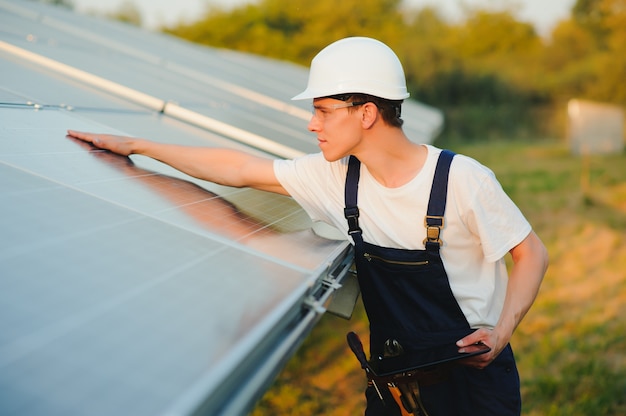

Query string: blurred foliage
[106,1,142,27]
[166,0,407,64]
[164,0,626,142]
[36,0,141,26]
[38,0,74,9]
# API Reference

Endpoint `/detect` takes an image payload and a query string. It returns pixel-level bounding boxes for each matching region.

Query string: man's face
[308,97,363,161]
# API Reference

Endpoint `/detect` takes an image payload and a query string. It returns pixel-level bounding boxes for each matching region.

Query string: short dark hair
[327,93,404,127]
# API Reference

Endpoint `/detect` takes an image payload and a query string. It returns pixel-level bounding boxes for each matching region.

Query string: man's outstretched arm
[67,130,288,195]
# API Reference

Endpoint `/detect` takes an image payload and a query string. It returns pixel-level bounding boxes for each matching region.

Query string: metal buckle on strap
[344,207,362,235]
[423,215,444,246]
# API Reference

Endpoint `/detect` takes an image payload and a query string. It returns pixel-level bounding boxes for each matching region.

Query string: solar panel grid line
[0,248,217,369]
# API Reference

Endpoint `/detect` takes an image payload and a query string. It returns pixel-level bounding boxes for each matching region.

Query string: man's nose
[307,115,321,132]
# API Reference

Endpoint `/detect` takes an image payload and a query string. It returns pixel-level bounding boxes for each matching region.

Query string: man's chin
[322,153,342,162]
[320,148,345,162]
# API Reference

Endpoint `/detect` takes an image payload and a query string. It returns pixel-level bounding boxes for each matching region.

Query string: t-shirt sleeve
[455,157,532,262]
[273,154,347,225]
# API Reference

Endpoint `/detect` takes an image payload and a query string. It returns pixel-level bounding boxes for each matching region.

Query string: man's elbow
[512,231,549,274]
[529,231,549,275]
[538,238,549,275]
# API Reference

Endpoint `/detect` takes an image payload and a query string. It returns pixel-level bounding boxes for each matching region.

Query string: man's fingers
[67,131,135,156]
[67,130,93,142]
[67,131,107,148]
[457,331,482,347]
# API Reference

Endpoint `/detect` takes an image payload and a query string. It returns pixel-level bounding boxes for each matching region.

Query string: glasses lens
[310,102,368,120]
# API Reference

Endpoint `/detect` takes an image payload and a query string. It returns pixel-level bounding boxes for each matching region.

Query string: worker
[67,36,548,415]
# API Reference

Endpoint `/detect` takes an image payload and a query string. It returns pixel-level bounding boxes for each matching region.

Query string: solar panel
[0,1,443,415]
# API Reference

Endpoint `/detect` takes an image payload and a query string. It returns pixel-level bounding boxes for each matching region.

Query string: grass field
[252,140,626,415]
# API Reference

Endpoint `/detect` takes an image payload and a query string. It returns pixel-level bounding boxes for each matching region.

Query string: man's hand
[456,231,548,370]
[456,328,504,369]
[67,130,139,156]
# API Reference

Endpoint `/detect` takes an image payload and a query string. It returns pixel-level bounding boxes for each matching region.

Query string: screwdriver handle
[347,331,369,370]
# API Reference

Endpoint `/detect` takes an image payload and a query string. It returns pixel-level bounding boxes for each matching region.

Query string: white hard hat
[292,37,410,101]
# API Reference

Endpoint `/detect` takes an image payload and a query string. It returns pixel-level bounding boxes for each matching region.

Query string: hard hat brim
[291,88,410,101]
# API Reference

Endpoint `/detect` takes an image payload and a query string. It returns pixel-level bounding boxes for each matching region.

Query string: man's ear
[361,102,378,129]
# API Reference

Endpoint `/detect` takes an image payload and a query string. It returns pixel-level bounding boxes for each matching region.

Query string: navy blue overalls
[344,150,521,415]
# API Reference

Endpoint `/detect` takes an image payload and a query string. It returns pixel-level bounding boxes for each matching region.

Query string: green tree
[447,10,543,97]
[545,0,626,104]
[573,0,612,47]
[167,0,406,64]
[400,7,456,103]
[540,19,598,99]
[590,0,626,103]
[402,8,547,142]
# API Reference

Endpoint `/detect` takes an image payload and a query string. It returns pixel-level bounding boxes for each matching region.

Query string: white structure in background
[568,99,625,155]
[0,1,443,415]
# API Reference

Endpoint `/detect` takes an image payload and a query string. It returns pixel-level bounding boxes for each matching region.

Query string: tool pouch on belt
[348,331,490,416]
[348,331,490,385]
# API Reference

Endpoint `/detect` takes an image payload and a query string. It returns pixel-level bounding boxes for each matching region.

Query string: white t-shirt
[274,145,531,329]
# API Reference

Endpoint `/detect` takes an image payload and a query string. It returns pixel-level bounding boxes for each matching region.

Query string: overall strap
[424,149,456,253]
[344,155,364,246]
[344,150,455,250]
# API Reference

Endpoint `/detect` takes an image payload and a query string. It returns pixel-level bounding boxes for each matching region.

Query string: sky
[71,0,577,38]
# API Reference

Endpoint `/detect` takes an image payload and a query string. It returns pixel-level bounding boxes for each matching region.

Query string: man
[68,37,548,415]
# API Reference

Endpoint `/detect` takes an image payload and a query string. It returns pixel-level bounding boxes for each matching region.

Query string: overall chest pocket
[363,252,429,267]
[357,243,467,338]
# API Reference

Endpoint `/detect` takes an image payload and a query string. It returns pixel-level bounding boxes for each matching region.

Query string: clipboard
[372,341,491,376]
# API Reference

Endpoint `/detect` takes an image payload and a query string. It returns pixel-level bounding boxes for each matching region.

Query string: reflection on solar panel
[0,1,444,415]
